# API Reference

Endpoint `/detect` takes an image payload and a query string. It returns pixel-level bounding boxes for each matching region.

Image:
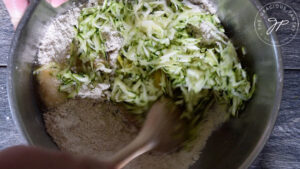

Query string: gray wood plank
[0,67,25,149]
[250,69,300,169]
[276,0,300,70]
[259,0,300,69]
[0,0,14,66]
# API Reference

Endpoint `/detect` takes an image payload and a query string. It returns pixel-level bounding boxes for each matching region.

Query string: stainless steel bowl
[8,0,283,168]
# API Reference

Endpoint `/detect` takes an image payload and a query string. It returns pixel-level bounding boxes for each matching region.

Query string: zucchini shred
[37,0,256,143]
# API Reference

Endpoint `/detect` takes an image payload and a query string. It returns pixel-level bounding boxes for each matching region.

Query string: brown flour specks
[38,7,81,65]
[44,99,228,169]
[44,99,138,159]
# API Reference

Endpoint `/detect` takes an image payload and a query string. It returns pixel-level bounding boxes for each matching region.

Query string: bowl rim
[7,0,41,146]
[7,0,283,169]
[239,0,283,168]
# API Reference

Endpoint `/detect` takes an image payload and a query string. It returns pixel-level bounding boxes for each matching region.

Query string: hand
[3,0,68,28]
[0,145,111,169]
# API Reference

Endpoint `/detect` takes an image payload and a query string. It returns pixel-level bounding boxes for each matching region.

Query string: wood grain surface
[0,68,25,149]
[0,0,299,168]
[250,70,300,169]
[0,1,13,66]
[261,0,300,70]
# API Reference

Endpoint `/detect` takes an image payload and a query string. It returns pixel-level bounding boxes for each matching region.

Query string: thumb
[3,0,69,29]
[47,0,69,8]
[3,0,28,29]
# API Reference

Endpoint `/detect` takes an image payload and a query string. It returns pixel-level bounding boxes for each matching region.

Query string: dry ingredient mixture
[44,99,228,169]
[37,0,254,169]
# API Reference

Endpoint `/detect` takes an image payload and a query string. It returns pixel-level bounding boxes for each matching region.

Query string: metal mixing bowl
[7,0,283,168]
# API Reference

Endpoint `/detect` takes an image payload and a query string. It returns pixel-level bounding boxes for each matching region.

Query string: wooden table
[0,0,299,168]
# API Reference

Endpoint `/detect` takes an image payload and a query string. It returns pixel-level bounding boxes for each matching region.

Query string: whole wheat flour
[44,99,228,169]
[38,7,81,65]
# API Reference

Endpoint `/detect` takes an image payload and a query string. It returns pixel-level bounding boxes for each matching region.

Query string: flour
[197,21,227,44]
[77,83,110,99]
[37,7,81,65]
[44,100,228,169]
[187,0,217,14]
[101,26,123,68]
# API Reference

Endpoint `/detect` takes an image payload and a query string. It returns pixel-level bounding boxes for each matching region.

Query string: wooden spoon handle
[107,135,158,169]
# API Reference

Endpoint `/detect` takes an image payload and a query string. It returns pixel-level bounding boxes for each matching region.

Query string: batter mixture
[35,1,254,169]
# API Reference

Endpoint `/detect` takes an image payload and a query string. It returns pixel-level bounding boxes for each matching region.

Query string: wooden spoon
[104,97,187,169]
